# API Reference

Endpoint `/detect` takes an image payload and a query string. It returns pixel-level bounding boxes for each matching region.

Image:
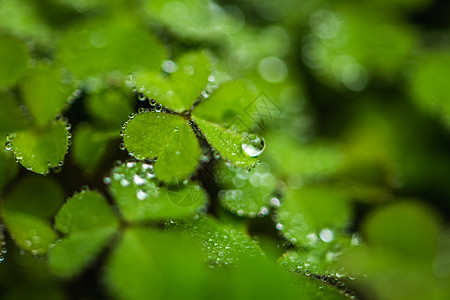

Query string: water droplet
[150,99,157,107]
[133,174,145,186]
[138,107,145,113]
[4,142,12,151]
[276,223,284,230]
[138,93,146,101]
[319,228,334,243]
[103,177,112,185]
[119,143,126,150]
[136,190,148,200]
[242,134,265,157]
[155,104,163,112]
[120,178,130,187]
[270,197,281,207]
[126,162,136,168]
[161,60,178,73]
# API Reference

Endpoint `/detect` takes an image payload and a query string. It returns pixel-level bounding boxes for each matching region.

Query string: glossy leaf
[165,216,262,266]
[108,162,207,222]
[276,185,352,247]
[1,176,64,254]
[8,119,69,174]
[55,189,119,234]
[0,90,27,137]
[154,121,201,182]
[123,111,184,160]
[194,117,258,167]
[192,80,257,129]
[215,162,276,217]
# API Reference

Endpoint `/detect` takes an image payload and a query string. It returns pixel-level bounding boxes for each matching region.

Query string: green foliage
[0,0,449,299]
[1,176,64,255]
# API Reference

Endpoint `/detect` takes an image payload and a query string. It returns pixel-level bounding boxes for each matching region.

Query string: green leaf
[0,147,19,190]
[103,227,206,300]
[362,201,439,260]
[0,34,29,87]
[165,216,262,266]
[169,51,211,110]
[0,89,27,137]
[1,176,64,254]
[154,120,201,182]
[50,189,119,277]
[192,80,257,129]
[194,117,258,167]
[85,88,134,129]
[123,111,184,160]
[22,65,73,126]
[1,176,64,218]
[49,227,117,278]
[410,51,450,130]
[57,16,166,79]
[133,51,211,113]
[72,123,116,172]
[276,185,352,247]
[215,162,277,217]
[55,189,119,234]
[108,162,207,222]
[1,213,57,255]
[8,119,69,174]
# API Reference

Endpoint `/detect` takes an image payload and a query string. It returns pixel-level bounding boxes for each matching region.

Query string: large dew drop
[242,134,265,157]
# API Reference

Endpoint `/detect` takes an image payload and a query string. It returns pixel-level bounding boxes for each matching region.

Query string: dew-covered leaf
[279,234,359,279]
[215,162,277,217]
[194,118,259,168]
[169,51,211,110]
[154,121,201,182]
[133,51,211,113]
[57,16,166,79]
[72,123,116,172]
[0,213,57,255]
[0,176,64,254]
[192,80,257,129]
[108,162,207,222]
[49,227,117,278]
[0,34,29,87]
[123,111,184,160]
[55,189,119,234]
[7,119,69,174]
[165,215,262,266]
[103,227,206,300]
[276,185,352,247]
[50,189,119,278]
[22,65,73,126]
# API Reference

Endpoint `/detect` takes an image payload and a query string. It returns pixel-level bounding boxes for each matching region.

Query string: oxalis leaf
[123,111,201,182]
[0,34,29,88]
[1,176,64,255]
[215,162,277,218]
[6,119,70,174]
[107,161,207,222]
[165,215,263,267]
[103,227,206,300]
[194,118,259,168]
[132,50,211,113]
[49,189,119,278]
[276,185,352,248]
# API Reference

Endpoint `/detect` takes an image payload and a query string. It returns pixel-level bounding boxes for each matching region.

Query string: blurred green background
[1,0,450,299]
